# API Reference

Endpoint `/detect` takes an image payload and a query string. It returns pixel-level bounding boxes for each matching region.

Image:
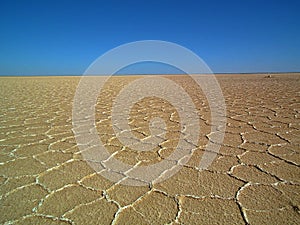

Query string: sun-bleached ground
[0,74,299,224]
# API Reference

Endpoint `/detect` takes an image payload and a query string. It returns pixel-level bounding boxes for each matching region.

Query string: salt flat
[0,74,299,224]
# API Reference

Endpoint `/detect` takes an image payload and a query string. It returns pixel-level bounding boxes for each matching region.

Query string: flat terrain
[0,74,300,224]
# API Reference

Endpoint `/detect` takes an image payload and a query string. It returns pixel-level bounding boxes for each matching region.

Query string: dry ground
[0,74,300,224]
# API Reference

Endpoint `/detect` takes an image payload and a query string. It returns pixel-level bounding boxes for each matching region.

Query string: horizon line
[0,71,300,77]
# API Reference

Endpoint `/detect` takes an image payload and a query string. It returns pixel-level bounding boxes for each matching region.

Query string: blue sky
[0,0,299,75]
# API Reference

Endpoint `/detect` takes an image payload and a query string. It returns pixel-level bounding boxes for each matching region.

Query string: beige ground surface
[0,74,300,224]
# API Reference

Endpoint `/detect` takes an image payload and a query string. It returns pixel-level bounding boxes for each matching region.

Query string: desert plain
[0,73,300,224]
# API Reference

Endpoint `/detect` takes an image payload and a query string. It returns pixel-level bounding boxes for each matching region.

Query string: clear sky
[0,0,299,75]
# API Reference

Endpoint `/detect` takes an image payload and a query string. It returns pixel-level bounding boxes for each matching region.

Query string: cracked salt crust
[0,74,300,224]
